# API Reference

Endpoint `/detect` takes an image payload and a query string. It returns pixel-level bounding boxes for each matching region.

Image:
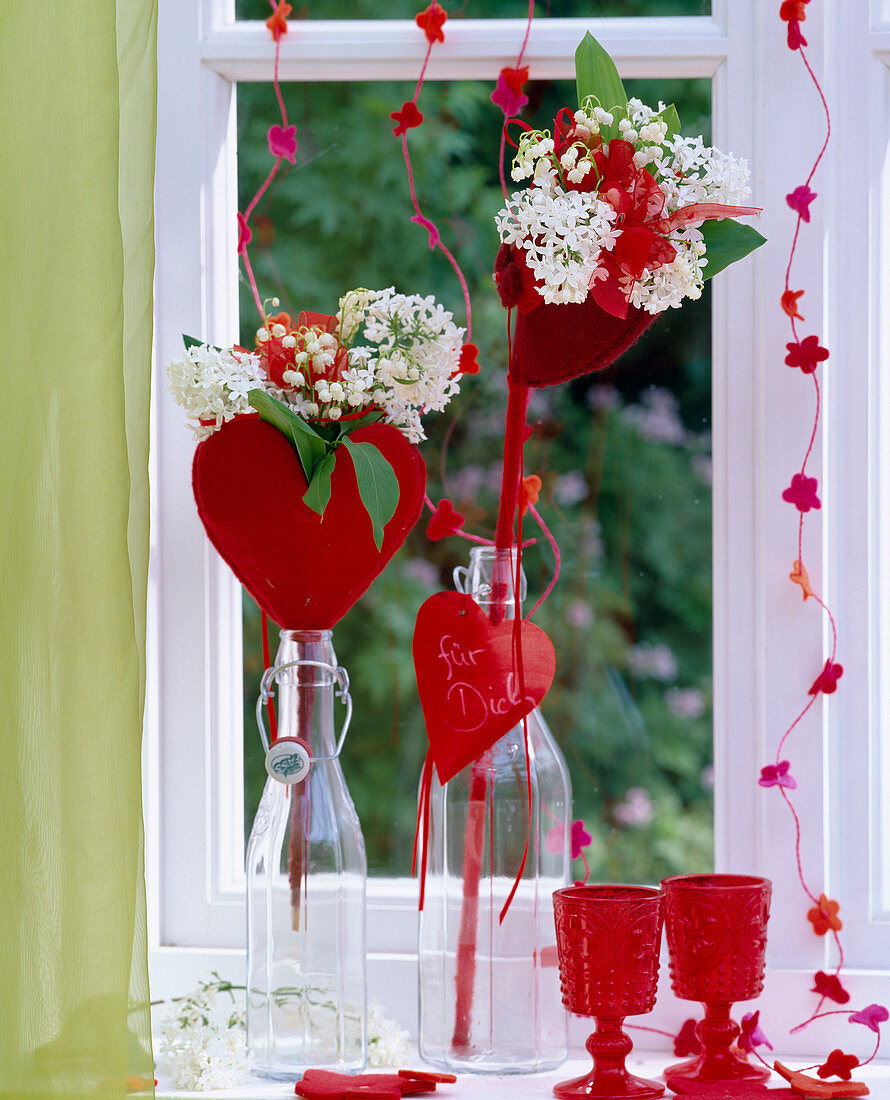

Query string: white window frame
[148,0,890,1049]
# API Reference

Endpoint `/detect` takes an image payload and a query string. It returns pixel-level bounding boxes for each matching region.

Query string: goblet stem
[553,1019,664,1099]
[664,1002,770,1087]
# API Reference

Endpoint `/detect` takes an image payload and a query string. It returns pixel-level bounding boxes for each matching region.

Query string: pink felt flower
[738,1010,773,1053]
[391,101,424,136]
[785,334,829,374]
[268,124,297,164]
[237,211,252,255]
[782,472,821,513]
[673,1019,701,1057]
[759,760,797,790]
[812,969,850,1003]
[849,1003,889,1033]
[786,184,817,222]
[808,659,843,696]
[415,1,447,44]
[491,66,530,116]
[817,1049,860,1081]
[426,499,464,541]
[546,819,592,859]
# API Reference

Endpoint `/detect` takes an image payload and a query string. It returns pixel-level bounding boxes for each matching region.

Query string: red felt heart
[494,243,658,388]
[413,591,556,783]
[192,416,426,629]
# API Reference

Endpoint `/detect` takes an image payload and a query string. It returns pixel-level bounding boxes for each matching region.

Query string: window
[149,0,890,1047]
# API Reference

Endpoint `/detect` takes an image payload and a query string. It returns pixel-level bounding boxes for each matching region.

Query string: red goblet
[661,874,772,1089]
[553,885,665,1099]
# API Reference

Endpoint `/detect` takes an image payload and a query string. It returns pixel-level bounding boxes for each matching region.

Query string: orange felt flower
[266,1,292,41]
[519,474,542,516]
[779,0,809,22]
[416,1,447,44]
[781,288,805,320]
[790,558,814,600]
[808,893,843,936]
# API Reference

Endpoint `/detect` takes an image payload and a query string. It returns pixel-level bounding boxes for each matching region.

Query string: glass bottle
[246,629,367,1079]
[418,546,571,1073]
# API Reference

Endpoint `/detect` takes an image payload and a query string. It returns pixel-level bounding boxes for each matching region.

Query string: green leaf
[248,389,328,482]
[183,334,222,353]
[656,104,681,143]
[700,219,767,281]
[342,436,400,551]
[575,32,627,115]
[337,410,385,438]
[302,452,336,517]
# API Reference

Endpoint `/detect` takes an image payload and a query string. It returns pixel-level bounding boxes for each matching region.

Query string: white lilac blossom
[367,999,413,1067]
[495,94,752,315]
[166,345,269,441]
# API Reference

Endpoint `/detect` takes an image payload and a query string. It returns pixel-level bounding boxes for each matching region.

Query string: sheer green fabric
[0,3,157,1097]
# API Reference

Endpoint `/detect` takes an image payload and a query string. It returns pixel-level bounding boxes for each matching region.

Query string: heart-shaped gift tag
[413,591,556,783]
[193,416,426,629]
[494,243,657,388]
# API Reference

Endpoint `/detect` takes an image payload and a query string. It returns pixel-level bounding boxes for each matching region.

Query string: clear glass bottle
[246,629,367,1079]
[418,547,571,1073]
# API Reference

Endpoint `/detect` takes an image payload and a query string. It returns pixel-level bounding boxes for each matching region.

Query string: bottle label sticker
[265,738,311,784]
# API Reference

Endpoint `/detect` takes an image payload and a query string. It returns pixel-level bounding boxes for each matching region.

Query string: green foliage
[575,32,628,115]
[700,219,767,281]
[239,69,716,881]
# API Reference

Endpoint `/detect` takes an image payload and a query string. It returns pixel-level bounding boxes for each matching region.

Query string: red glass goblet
[553,885,665,1099]
[661,874,772,1089]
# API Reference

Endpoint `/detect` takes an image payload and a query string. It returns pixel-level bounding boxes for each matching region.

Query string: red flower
[570,819,592,859]
[785,334,828,374]
[812,970,850,1003]
[781,288,805,319]
[673,1018,701,1057]
[415,1,447,44]
[237,211,252,255]
[808,895,843,936]
[787,184,818,222]
[268,123,297,164]
[817,1049,859,1081]
[849,1003,890,1033]
[391,101,424,136]
[265,0,292,41]
[491,66,530,116]
[458,343,480,375]
[426,499,465,541]
[779,0,809,49]
[782,472,820,512]
[738,1010,773,1053]
[519,474,542,516]
[808,659,843,696]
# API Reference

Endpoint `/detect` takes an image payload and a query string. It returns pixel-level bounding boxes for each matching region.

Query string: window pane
[236,1,710,20]
[239,76,713,879]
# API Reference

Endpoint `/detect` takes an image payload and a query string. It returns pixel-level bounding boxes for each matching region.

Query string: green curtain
[0,3,157,1097]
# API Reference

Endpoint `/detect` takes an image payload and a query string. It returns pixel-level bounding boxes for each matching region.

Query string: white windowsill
[156,1053,890,1097]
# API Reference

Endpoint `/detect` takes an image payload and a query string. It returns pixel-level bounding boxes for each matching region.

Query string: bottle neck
[272,630,338,755]
[465,547,526,622]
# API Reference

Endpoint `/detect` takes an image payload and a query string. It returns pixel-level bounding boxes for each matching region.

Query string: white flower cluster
[495,188,618,305]
[166,345,269,441]
[155,977,248,1091]
[496,94,752,316]
[367,999,413,1067]
[341,287,464,443]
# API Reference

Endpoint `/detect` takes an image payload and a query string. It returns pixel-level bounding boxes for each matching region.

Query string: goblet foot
[664,1050,771,1090]
[553,1068,665,1099]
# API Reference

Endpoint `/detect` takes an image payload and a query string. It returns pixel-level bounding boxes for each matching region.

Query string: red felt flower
[457,342,480,375]
[759,759,797,790]
[415,1,447,44]
[785,334,829,374]
[519,474,542,516]
[237,211,252,255]
[812,967,848,1002]
[426,498,464,541]
[391,101,424,136]
[808,895,844,936]
[817,1050,860,1081]
[782,472,820,512]
[570,819,592,859]
[738,1010,773,1053]
[779,0,809,48]
[787,184,818,222]
[268,123,297,164]
[491,66,529,116]
[673,1018,701,1057]
[265,0,292,41]
[808,659,843,696]
[781,288,805,319]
